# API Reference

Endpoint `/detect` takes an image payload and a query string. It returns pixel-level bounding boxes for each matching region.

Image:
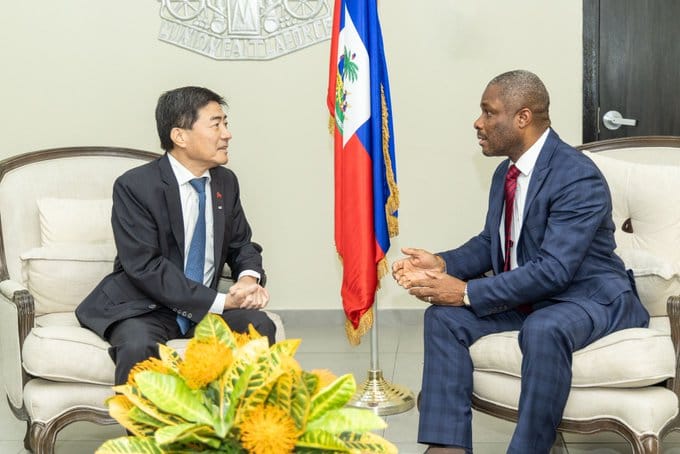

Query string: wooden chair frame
[0,147,158,453]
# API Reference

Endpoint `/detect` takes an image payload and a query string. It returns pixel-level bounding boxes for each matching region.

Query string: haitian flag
[327,0,398,345]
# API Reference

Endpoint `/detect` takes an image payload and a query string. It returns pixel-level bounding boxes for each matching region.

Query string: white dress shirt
[499,128,550,270]
[168,154,259,313]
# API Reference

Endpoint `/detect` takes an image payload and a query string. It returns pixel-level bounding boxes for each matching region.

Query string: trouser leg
[508,303,594,454]
[106,309,179,386]
[418,305,524,450]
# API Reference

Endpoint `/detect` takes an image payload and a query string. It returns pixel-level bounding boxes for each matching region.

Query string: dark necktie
[503,165,521,272]
[178,177,207,334]
[503,165,532,314]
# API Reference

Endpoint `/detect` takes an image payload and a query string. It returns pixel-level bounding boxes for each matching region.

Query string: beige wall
[1,1,582,311]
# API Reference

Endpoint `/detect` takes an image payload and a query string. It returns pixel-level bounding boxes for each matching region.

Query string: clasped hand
[391,247,466,306]
[226,277,269,310]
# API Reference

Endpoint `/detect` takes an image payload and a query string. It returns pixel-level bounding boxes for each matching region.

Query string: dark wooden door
[583,0,680,142]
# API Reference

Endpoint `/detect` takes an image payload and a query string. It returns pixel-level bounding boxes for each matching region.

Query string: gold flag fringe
[381,85,399,238]
[345,306,374,346]
[344,258,390,345]
[328,115,335,135]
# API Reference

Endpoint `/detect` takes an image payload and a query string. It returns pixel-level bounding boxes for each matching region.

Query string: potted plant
[96,314,397,453]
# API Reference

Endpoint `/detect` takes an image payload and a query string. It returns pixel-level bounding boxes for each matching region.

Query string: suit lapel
[515,130,558,263]
[210,167,225,274]
[159,155,185,254]
[489,163,507,273]
[522,129,558,220]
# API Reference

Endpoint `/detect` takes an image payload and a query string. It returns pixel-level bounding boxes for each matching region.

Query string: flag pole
[347,296,415,415]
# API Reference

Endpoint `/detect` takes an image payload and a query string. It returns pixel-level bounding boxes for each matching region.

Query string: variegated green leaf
[194,313,236,349]
[308,374,356,422]
[290,371,311,430]
[206,373,233,438]
[270,338,302,357]
[154,422,220,449]
[95,436,163,453]
[295,429,350,452]
[228,363,256,425]
[267,370,294,412]
[338,431,398,454]
[127,407,164,436]
[242,363,267,400]
[240,348,287,407]
[157,344,182,375]
[106,395,154,437]
[114,384,187,427]
[135,371,214,426]
[242,371,280,409]
[306,407,386,433]
[301,371,320,395]
[154,422,195,446]
[234,336,270,365]
[222,337,269,406]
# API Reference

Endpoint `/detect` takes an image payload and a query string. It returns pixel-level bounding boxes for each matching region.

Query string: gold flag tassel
[345,307,374,346]
[380,85,399,238]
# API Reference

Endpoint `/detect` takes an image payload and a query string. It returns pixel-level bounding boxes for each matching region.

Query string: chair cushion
[37,197,113,246]
[470,317,675,388]
[22,322,116,385]
[22,311,286,386]
[23,379,118,423]
[20,244,115,315]
[473,371,678,435]
[583,151,680,316]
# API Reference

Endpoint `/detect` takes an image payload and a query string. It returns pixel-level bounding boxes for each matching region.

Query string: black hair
[488,70,551,127]
[155,86,227,152]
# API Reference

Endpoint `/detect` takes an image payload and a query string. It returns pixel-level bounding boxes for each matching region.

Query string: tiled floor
[1,309,679,453]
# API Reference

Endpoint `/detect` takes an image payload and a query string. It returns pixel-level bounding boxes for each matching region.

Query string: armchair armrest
[668,295,680,396]
[0,279,35,413]
[0,280,35,349]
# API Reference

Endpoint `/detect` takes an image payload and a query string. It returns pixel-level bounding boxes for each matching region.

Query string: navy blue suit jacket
[76,154,264,338]
[439,130,648,333]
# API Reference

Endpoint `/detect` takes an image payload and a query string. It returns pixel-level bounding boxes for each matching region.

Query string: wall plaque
[157,0,332,60]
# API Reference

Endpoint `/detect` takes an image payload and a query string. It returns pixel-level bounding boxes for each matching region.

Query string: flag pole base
[347,369,415,416]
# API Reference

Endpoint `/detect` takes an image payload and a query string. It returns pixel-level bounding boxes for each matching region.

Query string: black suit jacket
[76,154,264,338]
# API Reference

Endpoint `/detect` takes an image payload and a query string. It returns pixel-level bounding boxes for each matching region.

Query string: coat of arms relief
[157,0,332,60]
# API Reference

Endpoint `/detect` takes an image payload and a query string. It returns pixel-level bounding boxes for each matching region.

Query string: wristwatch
[462,284,471,307]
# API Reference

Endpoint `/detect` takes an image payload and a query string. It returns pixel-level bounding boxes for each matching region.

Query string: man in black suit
[76,86,276,385]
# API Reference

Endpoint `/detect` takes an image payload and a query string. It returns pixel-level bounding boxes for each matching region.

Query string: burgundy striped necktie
[503,164,532,314]
[503,164,521,272]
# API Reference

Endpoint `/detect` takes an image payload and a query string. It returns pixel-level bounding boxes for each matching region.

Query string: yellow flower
[310,368,337,393]
[179,337,233,389]
[233,324,264,347]
[127,357,168,386]
[239,405,298,454]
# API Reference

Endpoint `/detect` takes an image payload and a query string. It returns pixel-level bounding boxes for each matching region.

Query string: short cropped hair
[488,70,551,127]
[155,86,227,152]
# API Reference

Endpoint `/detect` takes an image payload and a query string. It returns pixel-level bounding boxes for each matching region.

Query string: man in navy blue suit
[392,70,649,454]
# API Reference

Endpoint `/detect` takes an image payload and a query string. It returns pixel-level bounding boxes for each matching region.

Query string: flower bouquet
[96,314,397,453]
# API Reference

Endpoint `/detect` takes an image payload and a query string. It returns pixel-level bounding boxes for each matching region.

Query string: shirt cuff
[238,270,261,283]
[209,293,227,314]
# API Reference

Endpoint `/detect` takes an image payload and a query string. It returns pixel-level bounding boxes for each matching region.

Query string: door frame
[582,0,599,144]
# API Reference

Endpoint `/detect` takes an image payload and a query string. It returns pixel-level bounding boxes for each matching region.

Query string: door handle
[602,110,637,130]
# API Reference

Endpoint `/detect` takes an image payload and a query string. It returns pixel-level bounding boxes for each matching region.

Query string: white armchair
[468,136,680,453]
[0,147,285,454]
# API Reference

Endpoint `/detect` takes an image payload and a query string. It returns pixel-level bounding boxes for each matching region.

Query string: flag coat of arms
[327,0,398,345]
